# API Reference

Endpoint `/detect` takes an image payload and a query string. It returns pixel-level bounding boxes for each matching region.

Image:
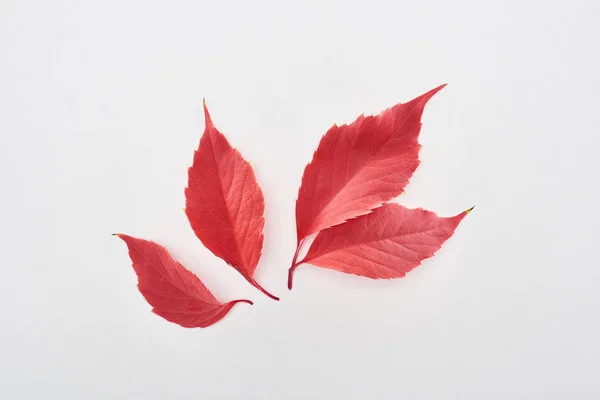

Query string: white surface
[1,0,599,398]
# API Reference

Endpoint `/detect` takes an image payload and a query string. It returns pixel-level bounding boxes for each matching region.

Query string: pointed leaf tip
[202,99,213,127]
[422,83,447,100]
[465,205,475,215]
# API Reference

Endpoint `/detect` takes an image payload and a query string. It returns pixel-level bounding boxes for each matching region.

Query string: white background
[1,0,599,398]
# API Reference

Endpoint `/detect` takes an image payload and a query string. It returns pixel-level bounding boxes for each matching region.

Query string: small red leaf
[288,204,472,289]
[293,85,445,266]
[185,101,278,300]
[115,234,252,328]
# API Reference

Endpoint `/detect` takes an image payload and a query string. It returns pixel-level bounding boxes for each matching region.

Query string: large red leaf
[114,234,252,328]
[185,101,278,300]
[292,85,446,267]
[288,203,472,289]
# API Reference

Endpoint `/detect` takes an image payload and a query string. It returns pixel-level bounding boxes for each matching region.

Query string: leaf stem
[288,242,304,290]
[248,278,279,301]
[230,299,254,306]
[288,263,299,290]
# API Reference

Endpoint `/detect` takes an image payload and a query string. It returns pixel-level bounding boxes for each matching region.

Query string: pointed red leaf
[293,85,446,266]
[185,101,278,301]
[114,234,252,328]
[289,203,472,289]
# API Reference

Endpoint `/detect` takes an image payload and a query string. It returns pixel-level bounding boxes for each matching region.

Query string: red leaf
[114,234,252,328]
[292,85,446,267]
[185,101,278,301]
[288,204,472,288]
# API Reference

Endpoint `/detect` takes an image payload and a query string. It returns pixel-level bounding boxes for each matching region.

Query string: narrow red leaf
[114,234,252,328]
[185,101,278,301]
[293,85,446,267]
[288,204,472,289]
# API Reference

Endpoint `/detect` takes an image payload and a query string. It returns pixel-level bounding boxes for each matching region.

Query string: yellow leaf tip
[465,206,475,215]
